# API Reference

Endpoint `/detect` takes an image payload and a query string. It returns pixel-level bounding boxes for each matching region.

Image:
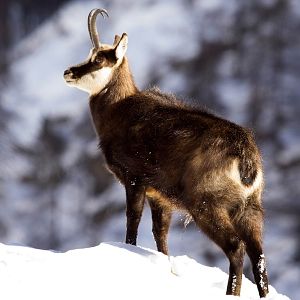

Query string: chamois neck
[92,57,138,105]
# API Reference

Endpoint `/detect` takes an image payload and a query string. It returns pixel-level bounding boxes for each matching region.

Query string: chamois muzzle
[63,68,74,82]
[88,8,109,49]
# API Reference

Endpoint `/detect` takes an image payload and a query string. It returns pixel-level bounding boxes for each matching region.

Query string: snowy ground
[0,242,290,300]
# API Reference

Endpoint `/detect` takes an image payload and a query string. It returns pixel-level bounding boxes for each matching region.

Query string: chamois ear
[115,33,128,60]
[113,34,121,47]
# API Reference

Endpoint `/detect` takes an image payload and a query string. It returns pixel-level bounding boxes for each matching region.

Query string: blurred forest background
[0,0,299,298]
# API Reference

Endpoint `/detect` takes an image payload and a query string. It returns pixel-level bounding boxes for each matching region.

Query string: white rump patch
[226,159,263,197]
[226,159,241,183]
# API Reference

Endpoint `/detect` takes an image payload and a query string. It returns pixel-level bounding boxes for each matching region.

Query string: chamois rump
[64,8,269,297]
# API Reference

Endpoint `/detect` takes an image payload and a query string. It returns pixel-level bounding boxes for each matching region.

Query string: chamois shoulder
[141,87,210,112]
[142,87,187,108]
[118,87,218,120]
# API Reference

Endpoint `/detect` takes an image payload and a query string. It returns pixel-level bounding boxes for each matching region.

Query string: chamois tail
[237,131,261,187]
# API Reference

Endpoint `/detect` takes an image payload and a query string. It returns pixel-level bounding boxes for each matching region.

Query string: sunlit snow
[0,242,290,300]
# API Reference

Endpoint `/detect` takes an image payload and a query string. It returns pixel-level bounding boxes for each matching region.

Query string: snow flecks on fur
[184,214,193,228]
[258,254,266,274]
[232,274,237,294]
[257,254,267,291]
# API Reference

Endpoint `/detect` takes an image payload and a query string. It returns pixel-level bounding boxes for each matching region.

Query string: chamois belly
[145,187,185,210]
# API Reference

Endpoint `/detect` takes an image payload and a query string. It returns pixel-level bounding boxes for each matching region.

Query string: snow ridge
[0,242,290,300]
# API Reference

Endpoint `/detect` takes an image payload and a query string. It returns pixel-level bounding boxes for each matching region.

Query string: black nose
[64,69,72,76]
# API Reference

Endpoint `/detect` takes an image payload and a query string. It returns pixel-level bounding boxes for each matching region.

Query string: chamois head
[64,8,128,96]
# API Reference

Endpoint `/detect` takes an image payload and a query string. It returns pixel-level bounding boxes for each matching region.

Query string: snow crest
[0,242,290,300]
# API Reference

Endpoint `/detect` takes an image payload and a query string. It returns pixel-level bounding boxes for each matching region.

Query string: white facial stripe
[65,44,120,96]
[89,67,113,95]
[70,66,113,96]
[91,52,98,62]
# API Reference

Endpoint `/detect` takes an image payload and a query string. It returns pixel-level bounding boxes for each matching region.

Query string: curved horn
[88,8,109,49]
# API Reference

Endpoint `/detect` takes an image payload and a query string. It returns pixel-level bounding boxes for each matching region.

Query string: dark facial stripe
[70,49,117,79]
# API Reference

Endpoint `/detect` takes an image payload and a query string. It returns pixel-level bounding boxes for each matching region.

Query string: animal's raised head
[63,8,128,96]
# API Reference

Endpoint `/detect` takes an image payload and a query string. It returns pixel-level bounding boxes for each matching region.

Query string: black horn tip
[100,9,109,18]
[89,8,109,19]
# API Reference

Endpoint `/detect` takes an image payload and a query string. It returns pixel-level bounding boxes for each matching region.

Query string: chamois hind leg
[235,196,269,298]
[148,199,172,255]
[125,185,145,245]
[193,206,245,296]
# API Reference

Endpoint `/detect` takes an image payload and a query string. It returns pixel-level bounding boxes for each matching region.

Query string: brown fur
[65,44,269,298]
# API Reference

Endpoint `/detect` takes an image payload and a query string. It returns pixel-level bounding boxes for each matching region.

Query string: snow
[0,242,289,300]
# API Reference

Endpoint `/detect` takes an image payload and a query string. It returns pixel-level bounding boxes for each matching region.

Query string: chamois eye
[94,54,104,64]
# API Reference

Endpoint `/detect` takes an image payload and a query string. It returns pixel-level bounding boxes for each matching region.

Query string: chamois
[64,8,269,297]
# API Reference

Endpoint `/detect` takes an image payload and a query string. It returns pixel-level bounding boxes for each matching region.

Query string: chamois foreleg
[125,185,145,245]
[148,199,172,255]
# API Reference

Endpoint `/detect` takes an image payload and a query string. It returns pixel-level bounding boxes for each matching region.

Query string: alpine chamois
[64,8,269,297]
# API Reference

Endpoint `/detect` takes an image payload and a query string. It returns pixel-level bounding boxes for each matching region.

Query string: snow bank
[0,242,289,300]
